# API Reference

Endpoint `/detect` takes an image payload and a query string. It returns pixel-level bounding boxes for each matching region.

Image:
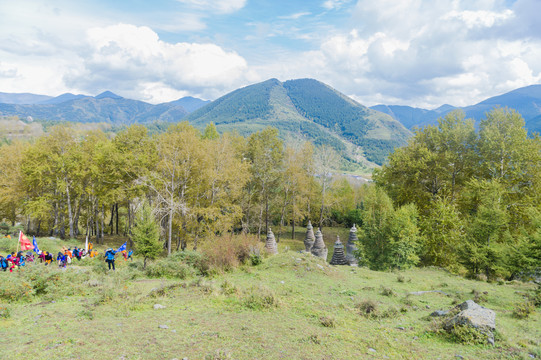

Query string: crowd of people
[0,240,133,272]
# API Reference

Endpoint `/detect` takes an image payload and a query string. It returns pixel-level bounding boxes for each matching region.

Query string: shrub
[0,305,11,318]
[380,286,396,297]
[200,234,262,273]
[144,259,195,279]
[319,316,336,328]
[242,286,279,310]
[448,324,487,345]
[169,250,209,276]
[0,277,33,301]
[355,299,378,318]
[512,301,536,319]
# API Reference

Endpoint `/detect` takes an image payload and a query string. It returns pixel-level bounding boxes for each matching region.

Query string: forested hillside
[186,78,411,166]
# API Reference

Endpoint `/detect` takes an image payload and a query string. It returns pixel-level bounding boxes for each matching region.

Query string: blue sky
[0,0,540,108]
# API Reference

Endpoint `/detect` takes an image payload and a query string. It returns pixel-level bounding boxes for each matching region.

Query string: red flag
[19,231,32,251]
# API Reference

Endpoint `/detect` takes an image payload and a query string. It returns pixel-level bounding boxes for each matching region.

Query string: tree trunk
[168,206,173,255]
[109,204,115,235]
[116,203,119,235]
[319,181,326,228]
[74,198,81,237]
[66,181,74,238]
[291,198,295,240]
[101,204,105,240]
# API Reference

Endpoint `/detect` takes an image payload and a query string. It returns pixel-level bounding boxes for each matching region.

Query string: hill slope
[0,95,189,124]
[186,78,411,166]
[372,84,541,132]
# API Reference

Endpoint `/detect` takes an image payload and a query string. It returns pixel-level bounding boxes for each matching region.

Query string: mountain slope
[372,84,541,131]
[0,92,52,104]
[0,95,188,124]
[186,78,411,166]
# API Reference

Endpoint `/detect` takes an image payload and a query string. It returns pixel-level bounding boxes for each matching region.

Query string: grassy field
[0,231,539,360]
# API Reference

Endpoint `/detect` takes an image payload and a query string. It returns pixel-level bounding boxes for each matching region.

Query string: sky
[0,0,540,108]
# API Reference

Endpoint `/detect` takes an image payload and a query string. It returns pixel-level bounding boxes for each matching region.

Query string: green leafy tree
[420,197,464,267]
[357,186,420,270]
[132,202,161,269]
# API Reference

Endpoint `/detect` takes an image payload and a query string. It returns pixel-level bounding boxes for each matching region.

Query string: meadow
[0,231,539,360]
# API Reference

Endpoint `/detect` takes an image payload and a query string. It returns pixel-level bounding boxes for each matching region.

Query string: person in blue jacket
[104,248,116,270]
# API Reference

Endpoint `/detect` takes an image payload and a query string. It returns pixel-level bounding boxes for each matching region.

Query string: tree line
[0,122,364,253]
[367,108,541,279]
[1,107,538,280]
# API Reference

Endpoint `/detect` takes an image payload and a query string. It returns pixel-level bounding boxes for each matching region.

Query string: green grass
[0,234,539,359]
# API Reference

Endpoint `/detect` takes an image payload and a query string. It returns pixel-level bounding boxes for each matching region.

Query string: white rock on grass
[153,304,166,309]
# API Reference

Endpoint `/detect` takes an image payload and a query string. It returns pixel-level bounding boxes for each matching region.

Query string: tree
[202,122,220,140]
[315,145,339,227]
[374,110,477,213]
[245,127,284,237]
[132,202,161,269]
[358,185,420,270]
[420,197,464,267]
[0,141,25,225]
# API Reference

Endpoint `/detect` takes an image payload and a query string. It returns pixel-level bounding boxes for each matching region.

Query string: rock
[345,224,359,265]
[304,221,315,252]
[430,310,449,317]
[396,327,405,330]
[368,348,376,353]
[311,228,328,260]
[330,236,349,265]
[455,356,464,359]
[153,304,166,309]
[487,336,494,346]
[265,228,278,254]
[444,300,496,341]
[426,305,431,309]
[158,324,169,329]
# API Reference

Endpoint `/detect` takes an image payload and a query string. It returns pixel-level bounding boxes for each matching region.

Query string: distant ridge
[371,84,541,132]
[0,92,52,105]
[95,91,123,100]
[38,93,89,105]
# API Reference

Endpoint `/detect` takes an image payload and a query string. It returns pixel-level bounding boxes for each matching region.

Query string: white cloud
[272,0,541,108]
[322,0,350,10]
[278,12,312,20]
[445,9,514,28]
[175,0,246,14]
[64,24,251,102]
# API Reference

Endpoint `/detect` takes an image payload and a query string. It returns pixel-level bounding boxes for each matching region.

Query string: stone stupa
[304,221,315,252]
[330,235,348,265]
[311,228,328,260]
[265,227,278,254]
[346,224,359,265]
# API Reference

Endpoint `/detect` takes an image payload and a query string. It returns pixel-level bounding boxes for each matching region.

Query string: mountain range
[2,80,540,168]
[0,79,411,168]
[371,84,541,134]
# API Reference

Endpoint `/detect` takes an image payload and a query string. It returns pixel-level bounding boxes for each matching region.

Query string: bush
[0,305,11,318]
[200,234,262,273]
[144,258,196,279]
[512,301,536,319]
[355,299,378,318]
[447,324,487,345]
[0,277,33,301]
[242,286,279,310]
[380,286,396,297]
[319,316,336,328]
[169,250,209,275]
